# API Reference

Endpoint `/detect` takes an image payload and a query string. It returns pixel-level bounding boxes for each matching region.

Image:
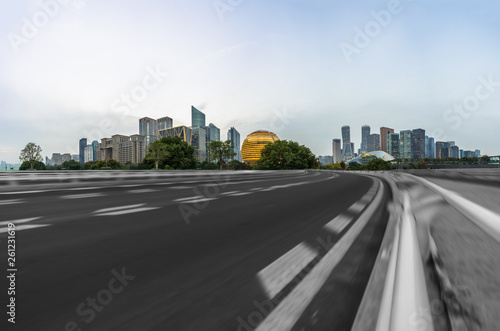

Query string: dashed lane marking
[228,192,254,196]
[127,189,158,193]
[0,217,42,227]
[94,204,160,216]
[61,193,104,199]
[0,199,24,206]
[0,224,50,233]
[257,243,318,299]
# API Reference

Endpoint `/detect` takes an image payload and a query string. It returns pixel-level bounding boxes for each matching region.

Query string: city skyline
[2,1,500,163]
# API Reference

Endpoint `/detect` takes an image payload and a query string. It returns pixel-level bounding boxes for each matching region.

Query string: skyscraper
[360,125,370,154]
[139,117,158,149]
[387,133,400,158]
[227,127,241,161]
[157,116,173,131]
[92,140,98,162]
[450,146,459,159]
[475,149,481,157]
[411,128,425,159]
[191,106,206,127]
[425,136,435,159]
[159,126,193,145]
[192,126,207,162]
[400,130,412,159]
[367,134,380,152]
[341,125,353,160]
[436,141,450,159]
[332,139,342,163]
[379,127,394,153]
[79,138,87,164]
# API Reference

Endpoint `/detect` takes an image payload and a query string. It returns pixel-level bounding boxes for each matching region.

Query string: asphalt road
[0,170,388,331]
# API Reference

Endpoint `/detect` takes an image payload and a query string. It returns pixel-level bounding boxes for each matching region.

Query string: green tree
[90,159,121,170]
[207,140,237,170]
[225,160,252,170]
[347,162,363,170]
[19,160,46,170]
[340,161,346,170]
[146,140,169,170]
[19,142,43,170]
[254,140,318,170]
[365,158,392,171]
[199,161,219,170]
[143,136,196,169]
[61,160,81,170]
[481,155,490,164]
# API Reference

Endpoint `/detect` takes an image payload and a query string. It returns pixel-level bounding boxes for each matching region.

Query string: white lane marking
[256,180,384,331]
[323,214,352,234]
[127,189,157,193]
[66,187,101,191]
[93,204,145,214]
[257,243,317,299]
[347,201,366,213]
[228,192,253,196]
[0,217,42,227]
[0,190,45,195]
[182,197,218,203]
[0,199,24,205]
[115,184,142,188]
[220,191,240,196]
[174,196,203,202]
[251,187,264,191]
[170,186,193,190]
[95,207,160,216]
[61,193,104,199]
[0,224,51,233]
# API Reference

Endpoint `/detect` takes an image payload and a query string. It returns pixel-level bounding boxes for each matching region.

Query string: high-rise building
[51,153,62,166]
[460,149,464,158]
[96,138,113,161]
[400,130,412,159]
[411,128,425,159]
[387,133,400,158]
[425,136,435,159]
[191,106,206,127]
[447,141,456,147]
[475,149,481,157]
[318,156,333,165]
[79,138,87,164]
[380,127,394,153]
[62,153,71,163]
[332,139,342,163]
[367,134,380,152]
[227,127,241,161]
[159,125,193,145]
[44,157,51,166]
[360,125,370,154]
[464,150,475,158]
[139,117,158,149]
[84,145,94,163]
[71,154,79,162]
[192,126,207,162]
[92,140,98,161]
[341,125,353,160]
[450,146,459,159]
[157,116,173,131]
[436,141,450,159]
[120,135,146,165]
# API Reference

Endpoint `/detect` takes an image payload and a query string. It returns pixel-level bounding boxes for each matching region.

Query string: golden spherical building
[241,130,280,163]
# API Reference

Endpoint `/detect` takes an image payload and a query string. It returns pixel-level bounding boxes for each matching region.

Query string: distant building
[425,136,435,159]
[159,125,193,145]
[227,127,241,162]
[92,140,98,161]
[241,130,279,164]
[62,153,71,163]
[191,106,206,127]
[475,149,481,157]
[318,155,333,165]
[380,127,394,153]
[411,128,425,159]
[341,125,353,160]
[436,142,450,159]
[139,117,158,149]
[387,133,400,159]
[44,157,51,166]
[157,116,173,131]
[52,153,62,166]
[206,123,220,160]
[367,134,380,152]
[464,150,475,158]
[192,126,207,162]
[96,135,146,165]
[459,149,464,158]
[360,125,370,154]
[400,130,412,159]
[450,145,459,159]
[71,154,79,162]
[332,139,342,164]
[79,138,87,164]
[84,145,94,163]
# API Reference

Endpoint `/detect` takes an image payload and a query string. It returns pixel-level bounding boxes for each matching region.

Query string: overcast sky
[1,0,500,163]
